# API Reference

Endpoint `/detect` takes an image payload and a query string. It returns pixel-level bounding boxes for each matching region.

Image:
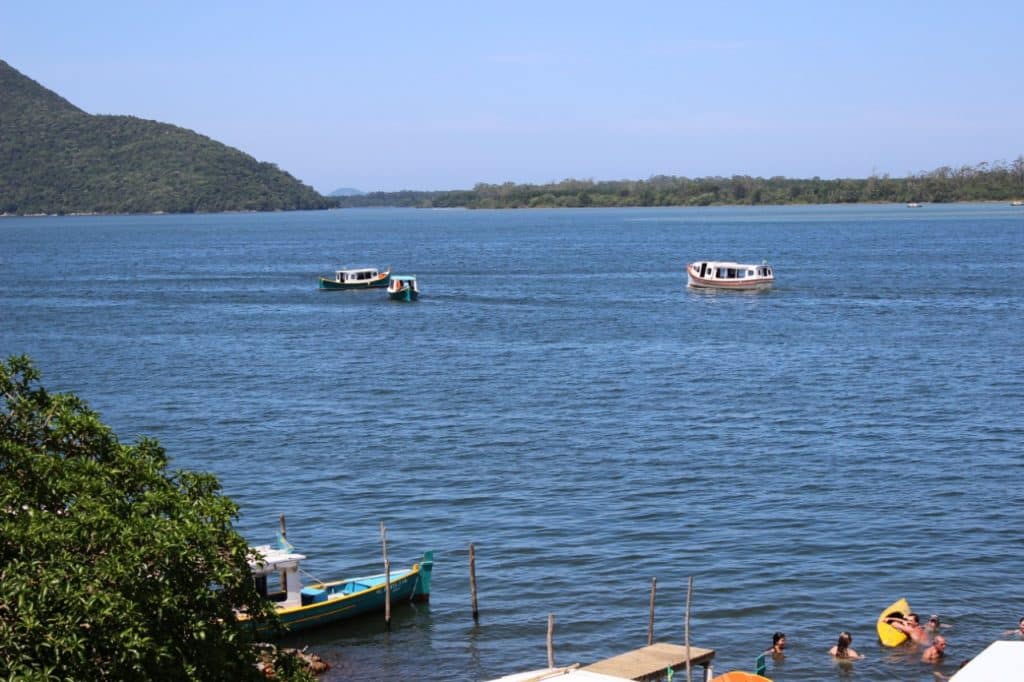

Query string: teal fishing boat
[242,544,433,636]
[387,275,419,301]
[318,267,391,290]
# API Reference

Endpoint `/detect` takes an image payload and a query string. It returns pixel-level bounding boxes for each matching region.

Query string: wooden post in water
[469,543,480,622]
[380,521,391,632]
[647,577,657,646]
[547,613,555,669]
[684,576,693,682]
[278,514,288,590]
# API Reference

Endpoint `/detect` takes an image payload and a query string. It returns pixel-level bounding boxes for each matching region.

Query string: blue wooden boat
[243,544,433,636]
[318,267,390,290]
[387,275,419,301]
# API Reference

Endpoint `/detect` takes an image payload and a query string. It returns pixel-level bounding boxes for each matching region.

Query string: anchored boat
[242,544,433,636]
[686,261,774,291]
[318,267,391,290]
[387,275,419,301]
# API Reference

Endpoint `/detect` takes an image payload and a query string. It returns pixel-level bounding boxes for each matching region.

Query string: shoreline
[3,199,1023,219]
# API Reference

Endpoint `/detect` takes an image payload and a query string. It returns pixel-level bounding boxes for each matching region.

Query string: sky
[3,1,1024,193]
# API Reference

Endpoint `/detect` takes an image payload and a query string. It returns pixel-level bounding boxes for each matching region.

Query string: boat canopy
[335,268,380,281]
[248,545,306,576]
[691,261,772,279]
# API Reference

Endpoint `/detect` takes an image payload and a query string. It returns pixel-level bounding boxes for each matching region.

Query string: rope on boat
[299,565,328,587]
[409,574,420,602]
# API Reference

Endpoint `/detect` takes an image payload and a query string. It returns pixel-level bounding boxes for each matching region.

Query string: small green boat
[318,267,391,290]
[387,275,419,301]
[243,544,433,636]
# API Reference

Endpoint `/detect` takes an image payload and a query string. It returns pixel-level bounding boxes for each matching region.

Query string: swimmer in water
[829,631,863,660]
[921,635,947,663]
[886,612,930,644]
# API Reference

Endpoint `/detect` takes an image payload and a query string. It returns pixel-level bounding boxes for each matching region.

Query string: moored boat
[387,275,419,301]
[318,267,390,290]
[686,260,774,291]
[907,202,922,208]
[242,544,433,636]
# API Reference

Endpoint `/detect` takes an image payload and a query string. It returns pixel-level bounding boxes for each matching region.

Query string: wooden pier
[581,642,715,681]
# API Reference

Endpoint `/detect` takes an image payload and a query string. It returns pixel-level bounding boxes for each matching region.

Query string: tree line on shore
[336,157,1024,209]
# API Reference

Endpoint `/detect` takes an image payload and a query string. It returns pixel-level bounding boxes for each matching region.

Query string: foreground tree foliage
[0,356,311,681]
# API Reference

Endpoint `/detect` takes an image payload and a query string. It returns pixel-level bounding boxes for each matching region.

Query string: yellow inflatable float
[711,673,772,682]
[877,597,911,646]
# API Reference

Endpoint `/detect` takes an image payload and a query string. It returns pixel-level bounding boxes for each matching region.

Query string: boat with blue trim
[318,266,391,290]
[387,275,419,301]
[243,544,433,636]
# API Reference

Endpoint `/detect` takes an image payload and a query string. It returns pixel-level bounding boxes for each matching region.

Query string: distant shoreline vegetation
[336,157,1024,209]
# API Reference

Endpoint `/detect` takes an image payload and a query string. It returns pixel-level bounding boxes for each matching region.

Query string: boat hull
[252,551,433,637]
[318,275,390,290]
[686,262,773,291]
[389,287,419,301]
[686,272,773,291]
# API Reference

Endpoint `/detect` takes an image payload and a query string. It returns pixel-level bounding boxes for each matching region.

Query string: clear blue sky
[4,1,1023,193]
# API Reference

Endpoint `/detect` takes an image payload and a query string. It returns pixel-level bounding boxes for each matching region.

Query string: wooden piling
[547,613,555,668]
[647,577,657,646]
[469,543,479,622]
[684,576,693,682]
[278,515,288,589]
[380,521,391,631]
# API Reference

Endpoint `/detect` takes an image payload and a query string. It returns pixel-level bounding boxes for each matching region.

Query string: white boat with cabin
[686,260,774,291]
[317,266,391,290]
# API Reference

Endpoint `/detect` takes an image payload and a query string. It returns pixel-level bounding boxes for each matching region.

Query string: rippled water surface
[3,205,1023,681]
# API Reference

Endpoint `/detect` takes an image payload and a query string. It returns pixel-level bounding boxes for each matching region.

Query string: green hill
[0,60,332,215]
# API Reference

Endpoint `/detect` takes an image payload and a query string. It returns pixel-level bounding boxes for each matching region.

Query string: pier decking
[581,642,715,681]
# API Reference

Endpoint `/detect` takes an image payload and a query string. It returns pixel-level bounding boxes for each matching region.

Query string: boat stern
[412,550,434,602]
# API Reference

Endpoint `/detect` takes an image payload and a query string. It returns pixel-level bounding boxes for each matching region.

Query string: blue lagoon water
[2,205,1023,681]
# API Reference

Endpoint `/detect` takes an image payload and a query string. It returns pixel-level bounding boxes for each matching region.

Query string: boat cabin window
[699,263,707,277]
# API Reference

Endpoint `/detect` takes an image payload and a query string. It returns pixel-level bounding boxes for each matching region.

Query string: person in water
[1002,616,1024,637]
[829,631,863,659]
[921,635,947,662]
[886,612,930,644]
[768,632,786,658]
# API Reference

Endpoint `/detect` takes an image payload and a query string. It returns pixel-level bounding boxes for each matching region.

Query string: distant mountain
[0,59,333,215]
[329,187,364,197]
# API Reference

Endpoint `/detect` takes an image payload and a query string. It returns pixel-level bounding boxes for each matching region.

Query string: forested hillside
[0,60,332,215]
